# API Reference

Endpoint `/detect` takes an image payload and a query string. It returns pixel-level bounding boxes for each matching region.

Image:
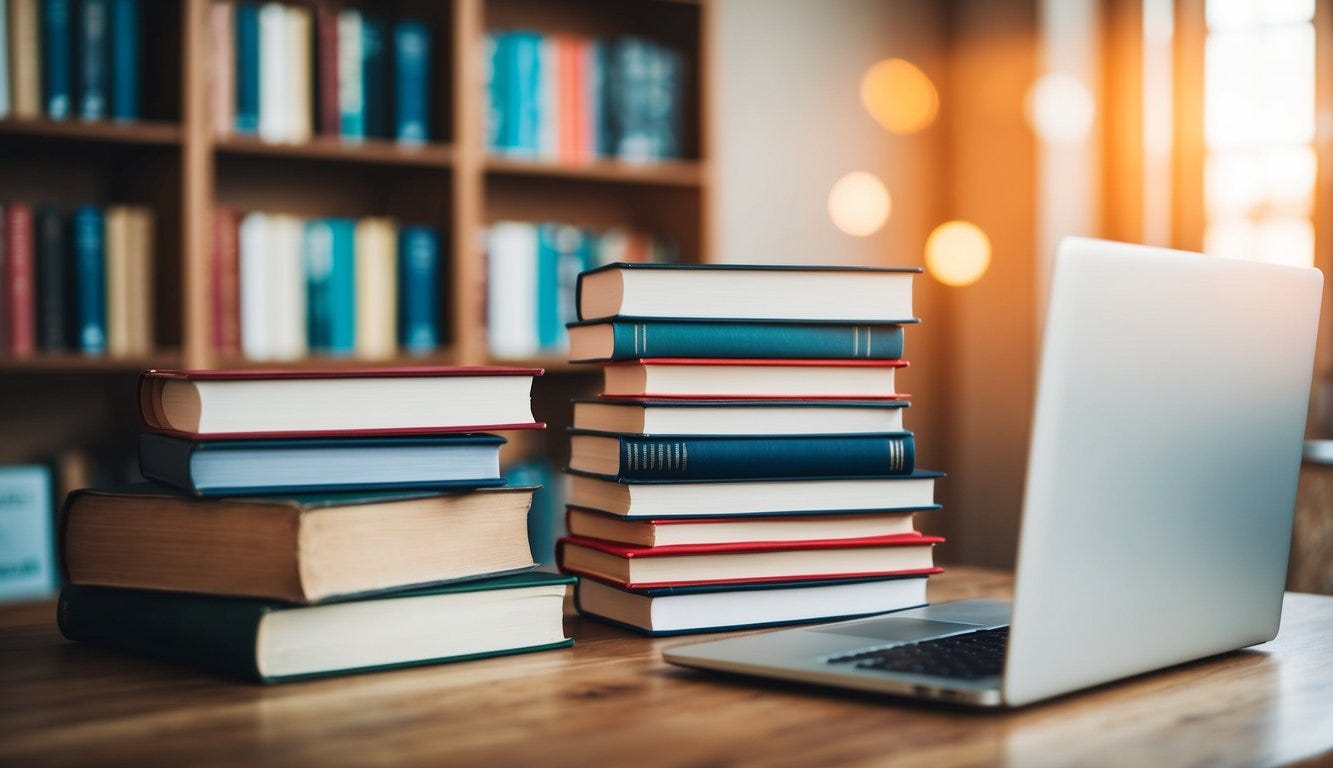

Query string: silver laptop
[663,237,1323,707]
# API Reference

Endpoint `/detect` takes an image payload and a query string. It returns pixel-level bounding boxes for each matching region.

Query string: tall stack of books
[558,264,944,635]
[58,367,576,683]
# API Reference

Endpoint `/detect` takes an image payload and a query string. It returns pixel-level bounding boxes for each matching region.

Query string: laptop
[662,237,1323,707]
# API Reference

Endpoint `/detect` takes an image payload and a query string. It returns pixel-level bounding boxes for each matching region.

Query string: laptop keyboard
[826,626,1009,680]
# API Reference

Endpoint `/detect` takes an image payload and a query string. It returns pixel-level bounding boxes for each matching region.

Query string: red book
[568,37,589,160]
[138,366,546,438]
[556,35,579,162]
[315,5,339,136]
[210,206,240,355]
[557,532,943,590]
[601,358,909,399]
[5,203,35,357]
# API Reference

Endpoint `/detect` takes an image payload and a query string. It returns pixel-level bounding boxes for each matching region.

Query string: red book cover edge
[558,532,943,558]
[561,564,945,591]
[603,358,910,369]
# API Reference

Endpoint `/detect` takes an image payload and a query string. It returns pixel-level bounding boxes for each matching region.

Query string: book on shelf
[577,263,920,323]
[3,202,34,356]
[361,12,388,138]
[566,470,942,520]
[34,205,68,351]
[314,4,337,136]
[557,533,943,589]
[9,0,40,118]
[58,571,575,683]
[304,217,355,355]
[61,485,540,603]
[137,366,544,437]
[392,19,429,144]
[139,432,507,497]
[103,205,153,357]
[76,0,107,119]
[575,575,928,636]
[210,1,234,136]
[572,398,908,436]
[210,205,240,355]
[40,0,70,119]
[601,358,907,399]
[0,0,9,118]
[353,216,397,359]
[256,1,311,143]
[568,431,916,482]
[0,464,56,602]
[568,318,909,363]
[71,205,105,354]
[335,7,362,139]
[109,0,138,120]
[566,506,918,548]
[233,0,259,133]
[398,225,439,354]
[239,211,305,360]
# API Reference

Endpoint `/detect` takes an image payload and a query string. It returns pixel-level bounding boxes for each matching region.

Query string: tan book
[286,4,312,143]
[209,1,234,137]
[125,207,154,354]
[103,206,132,356]
[8,0,39,118]
[354,216,397,359]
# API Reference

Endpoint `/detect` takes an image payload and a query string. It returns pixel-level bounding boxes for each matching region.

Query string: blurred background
[1,0,1330,604]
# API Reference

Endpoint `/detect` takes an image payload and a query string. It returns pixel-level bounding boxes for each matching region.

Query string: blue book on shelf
[138,433,508,497]
[484,32,506,152]
[0,465,57,603]
[392,19,430,144]
[72,205,106,354]
[503,460,562,566]
[653,44,684,160]
[234,1,259,133]
[535,223,561,351]
[76,0,109,119]
[109,0,138,120]
[397,225,439,353]
[566,319,908,362]
[361,13,388,138]
[41,0,73,119]
[508,31,541,155]
[568,431,917,482]
[0,0,10,119]
[304,218,356,355]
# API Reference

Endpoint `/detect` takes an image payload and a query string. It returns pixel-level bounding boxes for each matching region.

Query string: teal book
[76,0,109,119]
[304,218,355,355]
[567,318,907,362]
[361,13,388,137]
[109,0,138,120]
[233,1,259,133]
[568,430,915,482]
[57,572,576,683]
[392,19,430,144]
[397,225,439,353]
[71,205,105,354]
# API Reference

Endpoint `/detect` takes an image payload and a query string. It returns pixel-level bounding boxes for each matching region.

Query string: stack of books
[57,366,577,683]
[557,264,944,635]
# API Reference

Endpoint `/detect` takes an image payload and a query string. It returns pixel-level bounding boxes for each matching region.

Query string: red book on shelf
[600,358,910,400]
[5,203,36,357]
[138,366,546,438]
[210,206,240,356]
[556,35,579,162]
[557,532,943,590]
[568,37,589,160]
[315,5,339,136]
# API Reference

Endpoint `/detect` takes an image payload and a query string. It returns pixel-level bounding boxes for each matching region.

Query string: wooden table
[2,567,1330,767]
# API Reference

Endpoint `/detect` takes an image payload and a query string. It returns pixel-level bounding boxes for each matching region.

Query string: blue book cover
[0,464,57,603]
[569,431,917,482]
[484,31,506,151]
[566,319,907,362]
[361,13,388,137]
[397,225,439,353]
[304,218,355,355]
[71,205,105,354]
[392,19,429,144]
[535,223,560,350]
[76,0,108,119]
[504,460,563,566]
[109,0,137,120]
[41,0,73,119]
[508,31,541,155]
[234,1,259,133]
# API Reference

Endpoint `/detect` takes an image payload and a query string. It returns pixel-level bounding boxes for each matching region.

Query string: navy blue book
[567,318,907,362]
[397,225,439,353]
[568,431,915,482]
[233,1,259,133]
[138,432,508,496]
[304,218,355,355]
[109,0,138,120]
[71,205,104,354]
[41,0,73,119]
[361,13,389,137]
[34,206,69,351]
[392,19,430,144]
[76,0,109,119]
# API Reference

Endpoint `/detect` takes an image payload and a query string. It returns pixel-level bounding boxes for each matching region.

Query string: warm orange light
[926,221,991,286]
[860,58,939,135]
[1025,73,1095,144]
[827,172,891,237]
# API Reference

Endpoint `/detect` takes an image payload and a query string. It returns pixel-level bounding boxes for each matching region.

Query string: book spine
[536,34,556,158]
[233,1,259,133]
[608,433,916,481]
[210,206,239,355]
[305,218,354,355]
[108,0,136,120]
[71,206,105,354]
[353,217,396,359]
[238,211,268,358]
[397,225,438,354]
[209,0,233,136]
[483,31,502,152]
[0,206,7,352]
[485,221,538,358]
[392,19,429,144]
[58,585,267,682]
[510,32,540,155]
[103,205,130,356]
[40,0,71,119]
[0,0,10,118]
[5,203,35,355]
[314,4,337,136]
[335,8,362,140]
[360,13,387,137]
[34,206,68,351]
[535,223,560,351]
[285,5,311,143]
[125,206,152,354]
[596,322,905,362]
[77,0,108,119]
[10,0,41,118]
[555,35,576,161]
[269,214,307,359]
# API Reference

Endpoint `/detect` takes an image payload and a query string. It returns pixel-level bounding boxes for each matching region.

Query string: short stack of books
[557,264,944,635]
[57,366,576,682]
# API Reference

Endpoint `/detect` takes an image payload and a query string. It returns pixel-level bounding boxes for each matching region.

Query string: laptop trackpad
[815,617,985,643]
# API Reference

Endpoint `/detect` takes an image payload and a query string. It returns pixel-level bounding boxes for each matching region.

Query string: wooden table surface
[2,567,1330,768]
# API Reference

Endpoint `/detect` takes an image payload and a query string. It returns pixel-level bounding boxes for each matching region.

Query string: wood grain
[1,567,1329,768]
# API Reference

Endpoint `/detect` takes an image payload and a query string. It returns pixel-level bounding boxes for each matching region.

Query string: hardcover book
[58,571,574,682]
[398,225,439,353]
[567,318,909,362]
[34,206,68,351]
[392,19,430,144]
[62,485,540,603]
[71,205,105,354]
[233,0,259,133]
[4,202,34,356]
[304,218,355,355]
[137,366,544,437]
[76,0,108,119]
[572,398,907,436]
[601,358,907,399]
[40,0,71,119]
[109,0,137,120]
[9,0,40,118]
[565,506,917,548]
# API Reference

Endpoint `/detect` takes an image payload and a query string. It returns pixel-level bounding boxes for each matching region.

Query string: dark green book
[58,572,576,683]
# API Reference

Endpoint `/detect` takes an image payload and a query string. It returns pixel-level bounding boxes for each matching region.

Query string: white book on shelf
[537,36,558,159]
[354,216,397,359]
[239,212,272,358]
[286,4,312,144]
[268,213,308,359]
[486,221,539,359]
[336,8,363,142]
[257,2,289,143]
[0,0,10,119]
